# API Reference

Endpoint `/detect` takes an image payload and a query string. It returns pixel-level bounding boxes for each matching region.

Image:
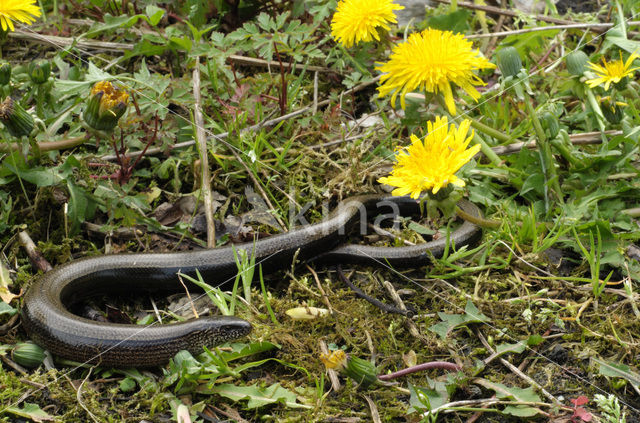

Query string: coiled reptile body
[21,195,482,367]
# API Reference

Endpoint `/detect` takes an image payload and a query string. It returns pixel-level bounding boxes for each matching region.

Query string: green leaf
[502,404,541,417]
[66,180,90,235]
[0,300,17,316]
[145,5,165,26]
[3,163,62,187]
[474,379,541,403]
[602,23,640,55]
[214,341,279,362]
[4,403,54,422]
[119,377,137,392]
[428,300,489,339]
[594,358,640,389]
[206,383,311,409]
[427,10,470,33]
[407,382,449,413]
[408,221,436,235]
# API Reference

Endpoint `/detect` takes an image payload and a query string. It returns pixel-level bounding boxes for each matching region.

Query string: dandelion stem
[455,205,501,229]
[473,132,502,167]
[523,95,563,206]
[467,116,510,143]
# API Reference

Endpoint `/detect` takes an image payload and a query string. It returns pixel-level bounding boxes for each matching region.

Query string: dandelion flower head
[91,81,129,113]
[585,51,639,90]
[378,116,481,198]
[0,0,41,32]
[377,29,495,115]
[331,0,404,48]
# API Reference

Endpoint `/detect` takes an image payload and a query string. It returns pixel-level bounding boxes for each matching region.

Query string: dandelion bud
[601,97,625,124]
[0,97,34,138]
[84,81,129,131]
[497,46,523,78]
[28,59,51,84]
[12,342,46,368]
[0,61,11,86]
[540,112,560,139]
[565,50,589,76]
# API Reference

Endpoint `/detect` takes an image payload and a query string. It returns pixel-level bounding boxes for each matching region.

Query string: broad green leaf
[494,335,543,357]
[0,300,17,316]
[502,404,541,417]
[119,377,136,392]
[474,379,541,403]
[215,341,279,362]
[428,300,489,339]
[66,180,89,235]
[206,383,311,409]
[407,382,449,413]
[4,403,54,422]
[145,5,165,26]
[427,10,471,34]
[3,163,62,186]
[594,358,640,389]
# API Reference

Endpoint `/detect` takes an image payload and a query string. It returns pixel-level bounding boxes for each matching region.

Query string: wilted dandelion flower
[331,0,403,48]
[378,116,481,198]
[586,51,639,90]
[0,0,41,32]
[84,81,129,131]
[377,29,495,115]
[320,350,379,387]
[320,350,348,371]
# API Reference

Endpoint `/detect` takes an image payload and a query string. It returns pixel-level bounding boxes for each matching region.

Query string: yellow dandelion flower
[378,116,481,198]
[376,29,495,115]
[0,0,41,32]
[331,0,404,48]
[585,51,639,90]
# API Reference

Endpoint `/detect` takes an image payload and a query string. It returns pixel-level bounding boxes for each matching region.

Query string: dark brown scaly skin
[21,195,482,367]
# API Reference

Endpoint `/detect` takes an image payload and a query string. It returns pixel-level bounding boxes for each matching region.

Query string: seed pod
[83,81,129,131]
[0,61,11,86]
[12,342,46,368]
[0,97,35,138]
[497,47,523,78]
[565,51,589,76]
[28,59,51,84]
[540,112,560,139]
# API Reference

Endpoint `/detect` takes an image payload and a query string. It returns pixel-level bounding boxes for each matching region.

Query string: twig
[72,368,100,423]
[430,0,627,31]
[18,231,52,273]
[0,354,27,375]
[192,56,216,246]
[0,314,19,336]
[489,130,621,155]
[336,265,408,316]
[378,361,461,381]
[10,29,133,51]
[466,22,640,39]
[228,54,338,74]
[362,395,382,423]
[381,280,422,339]
[305,264,334,315]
